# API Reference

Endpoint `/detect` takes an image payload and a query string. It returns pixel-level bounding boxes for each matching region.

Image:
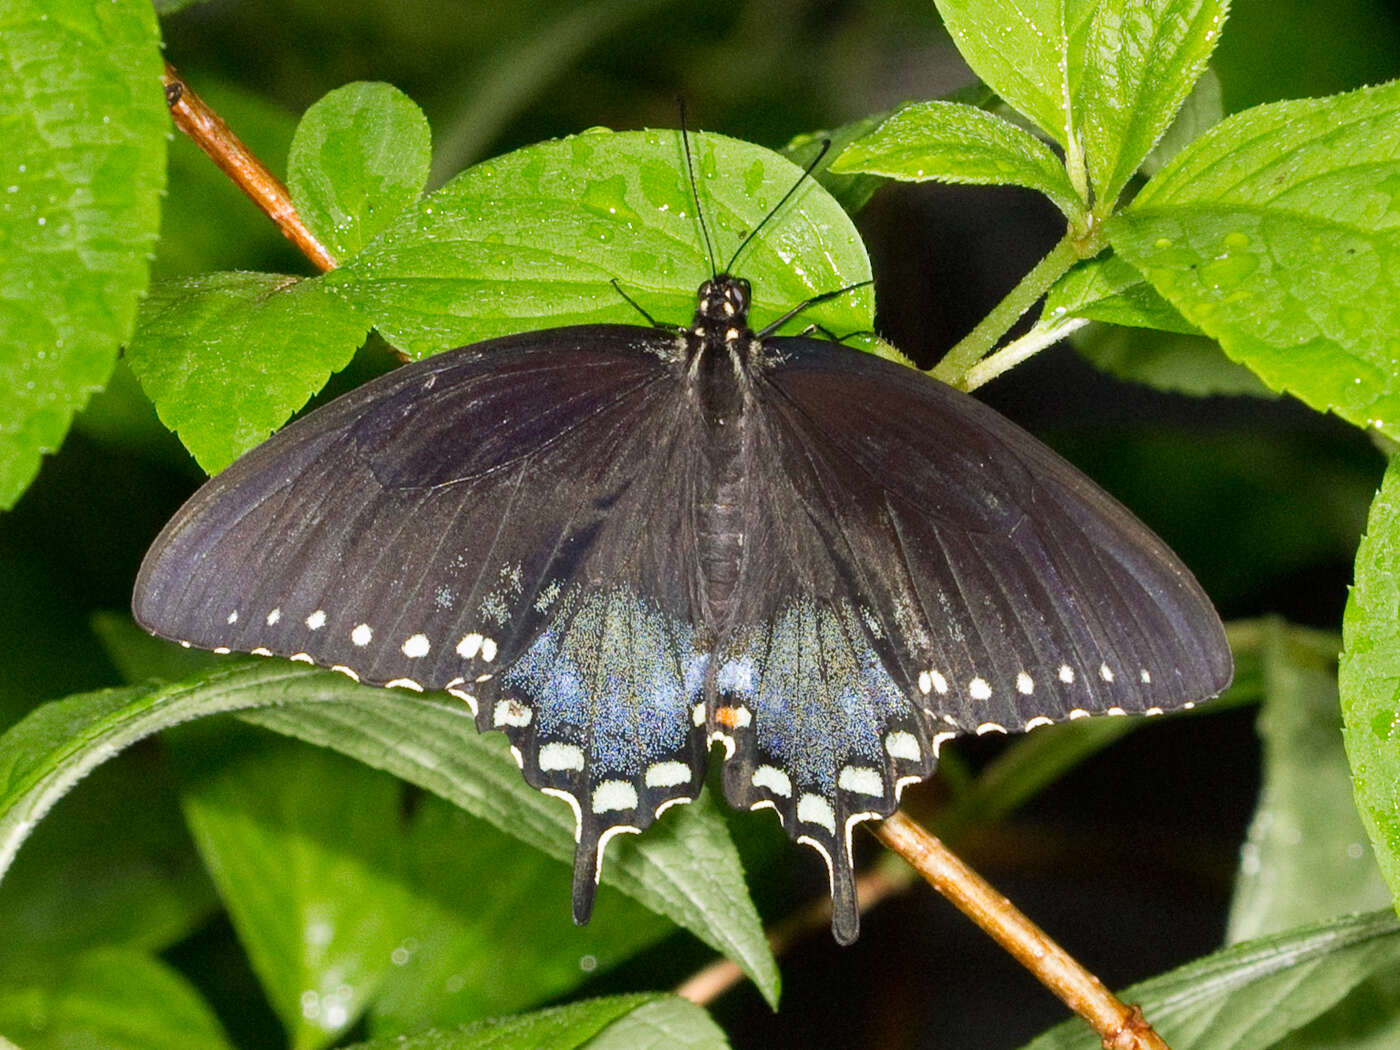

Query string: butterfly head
[693,274,753,336]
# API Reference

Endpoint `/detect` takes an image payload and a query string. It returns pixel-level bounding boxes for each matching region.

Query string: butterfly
[132,136,1232,945]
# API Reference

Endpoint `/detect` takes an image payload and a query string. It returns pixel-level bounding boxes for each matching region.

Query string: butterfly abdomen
[687,319,760,628]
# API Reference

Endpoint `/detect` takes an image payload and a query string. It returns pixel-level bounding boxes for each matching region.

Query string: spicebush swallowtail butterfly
[133,137,1231,944]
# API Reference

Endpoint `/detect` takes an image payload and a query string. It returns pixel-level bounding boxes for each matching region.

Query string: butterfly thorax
[686,274,761,628]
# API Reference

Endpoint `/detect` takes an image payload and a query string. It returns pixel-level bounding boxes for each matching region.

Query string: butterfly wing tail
[571,839,601,924]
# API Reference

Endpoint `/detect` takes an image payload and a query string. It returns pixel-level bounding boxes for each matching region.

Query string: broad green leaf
[0,0,167,508]
[0,664,348,884]
[178,735,673,1046]
[0,756,214,979]
[324,130,873,359]
[343,994,727,1050]
[1109,81,1400,440]
[1271,968,1400,1050]
[244,694,781,1008]
[1047,252,1273,393]
[366,796,671,1035]
[125,273,371,472]
[1045,255,1198,334]
[1077,0,1228,209]
[93,613,672,1030]
[1140,67,1223,179]
[931,0,1225,208]
[1021,910,1400,1050]
[931,0,1096,154]
[177,735,418,1050]
[1073,323,1276,399]
[0,947,232,1050]
[288,83,432,262]
[1228,621,1392,944]
[1341,452,1400,908]
[830,101,1082,218]
[0,664,779,1008]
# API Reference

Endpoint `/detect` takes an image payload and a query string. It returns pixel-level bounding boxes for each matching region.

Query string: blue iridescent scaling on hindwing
[134,245,1231,946]
[498,584,709,917]
[711,597,918,942]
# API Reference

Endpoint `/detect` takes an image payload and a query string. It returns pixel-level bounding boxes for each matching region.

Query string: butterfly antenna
[725,138,831,275]
[755,278,875,340]
[679,101,719,279]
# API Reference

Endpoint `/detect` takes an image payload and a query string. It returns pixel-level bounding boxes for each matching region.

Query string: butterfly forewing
[135,326,717,918]
[700,334,1230,942]
[759,336,1231,723]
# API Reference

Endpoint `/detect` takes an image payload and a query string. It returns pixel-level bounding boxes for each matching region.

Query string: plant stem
[963,316,1090,391]
[161,62,337,273]
[874,811,1171,1050]
[931,233,1080,388]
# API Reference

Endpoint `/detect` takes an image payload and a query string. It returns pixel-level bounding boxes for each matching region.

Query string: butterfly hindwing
[701,389,927,944]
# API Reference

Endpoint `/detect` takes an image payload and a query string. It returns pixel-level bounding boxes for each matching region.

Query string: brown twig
[161,61,337,272]
[875,810,1170,1050]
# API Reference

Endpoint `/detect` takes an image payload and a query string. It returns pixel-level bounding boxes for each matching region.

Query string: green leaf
[366,796,671,1035]
[343,994,728,1050]
[0,756,215,980]
[1072,323,1277,399]
[243,694,781,1008]
[0,664,779,1008]
[930,0,1097,152]
[1045,255,1199,334]
[783,110,893,214]
[288,82,432,263]
[0,947,233,1050]
[177,734,417,1049]
[324,130,873,359]
[1076,0,1228,208]
[0,664,349,885]
[830,101,1082,218]
[125,273,371,472]
[0,0,167,508]
[1228,621,1392,944]
[1021,910,1400,1050]
[1140,67,1223,179]
[931,0,1225,207]
[1108,80,1400,440]
[1270,969,1400,1050]
[178,734,673,1046]
[1341,452,1400,910]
